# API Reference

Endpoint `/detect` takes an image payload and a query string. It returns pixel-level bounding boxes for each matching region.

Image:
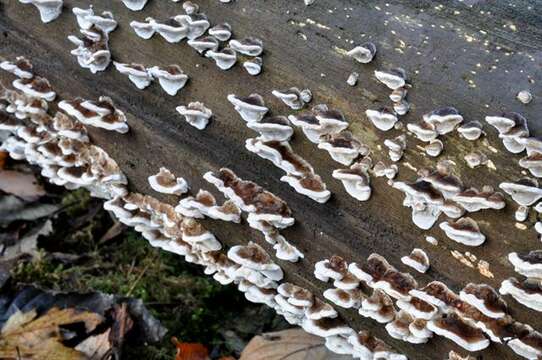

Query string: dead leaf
[239,328,351,360]
[0,195,59,225]
[172,337,210,360]
[75,329,112,359]
[0,219,52,260]
[0,307,104,360]
[0,170,45,201]
[98,221,127,244]
[0,151,8,170]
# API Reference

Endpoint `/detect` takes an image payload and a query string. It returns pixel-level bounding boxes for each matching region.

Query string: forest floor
[0,157,289,359]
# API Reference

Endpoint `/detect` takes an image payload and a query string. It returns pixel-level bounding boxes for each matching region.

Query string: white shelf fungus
[227,93,268,123]
[148,167,189,195]
[148,65,189,96]
[113,63,153,90]
[347,42,377,64]
[176,102,212,130]
[374,68,406,90]
[366,108,398,131]
[332,161,372,201]
[271,87,312,110]
[401,248,430,273]
[18,0,63,23]
[439,217,485,246]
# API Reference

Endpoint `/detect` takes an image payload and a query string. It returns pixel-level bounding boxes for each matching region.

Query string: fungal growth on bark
[148,65,189,96]
[347,42,377,64]
[246,116,294,142]
[271,87,312,110]
[58,96,129,133]
[176,102,213,130]
[227,93,268,122]
[401,248,430,273]
[121,0,149,11]
[439,217,486,247]
[18,0,63,23]
[114,63,153,89]
[332,160,372,201]
[148,167,189,195]
[289,105,349,143]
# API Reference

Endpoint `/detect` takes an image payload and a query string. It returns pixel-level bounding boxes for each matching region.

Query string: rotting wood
[1,0,541,358]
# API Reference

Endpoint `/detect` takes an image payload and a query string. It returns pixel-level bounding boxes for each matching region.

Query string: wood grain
[1,0,541,358]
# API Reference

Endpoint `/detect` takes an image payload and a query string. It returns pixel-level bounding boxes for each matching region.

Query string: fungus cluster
[176,189,241,222]
[114,63,189,95]
[271,87,312,110]
[203,168,303,262]
[130,3,264,75]
[68,7,117,73]
[58,96,129,133]
[176,102,212,129]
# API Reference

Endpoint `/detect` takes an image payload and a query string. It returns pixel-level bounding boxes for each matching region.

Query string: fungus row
[114,63,189,95]
[17,0,63,23]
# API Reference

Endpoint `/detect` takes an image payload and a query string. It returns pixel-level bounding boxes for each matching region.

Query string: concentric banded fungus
[439,217,485,246]
[187,36,219,54]
[318,131,367,166]
[68,26,111,73]
[289,106,349,143]
[457,121,484,141]
[393,180,444,230]
[148,167,188,195]
[305,297,338,320]
[323,288,363,309]
[347,42,377,64]
[423,107,464,135]
[181,218,221,253]
[396,297,438,320]
[519,151,542,178]
[427,313,490,351]
[271,87,312,110]
[334,272,361,291]
[401,248,430,273]
[464,152,488,169]
[359,289,396,323]
[506,325,542,359]
[509,251,542,279]
[452,186,505,212]
[500,278,542,312]
[374,68,406,90]
[174,13,210,40]
[425,139,443,157]
[148,65,189,96]
[121,0,148,11]
[113,63,152,90]
[390,88,407,103]
[72,7,118,34]
[393,100,410,116]
[58,96,129,133]
[348,331,406,360]
[386,310,431,344]
[12,77,56,101]
[280,173,331,203]
[485,112,530,153]
[301,317,354,338]
[229,37,264,56]
[176,190,241,223]
[245,139,313,176]
[176,102,213,130]
[373,162,398,180]
[332,161,371,201]
[500,178,542,206]
[459,283,508,319]
[208,22,232,41]
[366,108,398,131]
[52,112,88,142]
[246,116,293,142]
[227,93,268,122]
[0,57,33,79]
[314,255,347,282]
[18,0,63,23]
[228,242,283,281]
[409,281,459,310]
[206,48,237,70]
[384,134,406,162]
[243,57,263,76]
[130,18,157,39]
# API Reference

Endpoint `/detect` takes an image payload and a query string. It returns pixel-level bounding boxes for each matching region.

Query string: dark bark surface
[1,0,541,358]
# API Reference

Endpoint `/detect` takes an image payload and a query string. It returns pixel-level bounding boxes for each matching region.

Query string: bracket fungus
[500,278,542,312]
[485,112,530,153]
[425,139,443,157]
[384,134,406,162]
[359,289,396,323]
[113,63,153,90]
[58,96,129,133]
[187,36,220,54]
[206,48,237,70]
[459,283,508,319]
[348,331,406,360]
[245,139,313,176]
[18,0,63,23]
[176,102,213,130]
[452,186,505,212]
[148,65,189,96]
[289,105,349,143]
[374,68,407,90]
[427,313,490,352]
[366,108,398,132]
[407,121,438,142]
[464,152,488,169]
[72,7,118,34]
[227,93,268,122]
[347,42,377,64]
[439,217,486,246]
[457,121,484,141]
[280,173,331,203]
[318,130,367,166]
[208,22,232,41]
[332,161,372,201]
[271,87,312,110]
[423,107,464,135]
[12,77,56,102]
[373,162,398,180]
[229,37,264,56]
[0,57,34,79]
[246,116,293,142]
[500,178,542,206]
[176,190,241,223]
[175,13,211,40]
[401,248,430,273]
[393,180,444,230]
[396,297,438,320]
[130,18,157,39]
[68,27,112,74]
[314,255,348,282]
[148,167,189,195]
[243,57,263,76]
[228,242,283,281]
[508,251,542,279]
[324,288,363,309]
[121,0,148,11]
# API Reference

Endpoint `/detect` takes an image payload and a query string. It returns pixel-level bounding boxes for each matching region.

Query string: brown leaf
[240,328,351,360]
[0,170,45,201]
[0,151,8,169]
[172,337,210,360]
[74,329,112,359]
[0,307,104,360]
